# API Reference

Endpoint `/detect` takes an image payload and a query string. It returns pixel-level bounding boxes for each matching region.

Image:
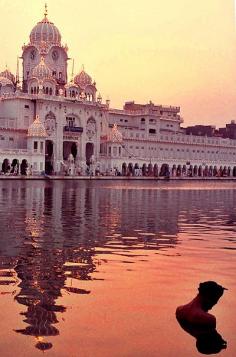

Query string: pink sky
[0,0,236,127]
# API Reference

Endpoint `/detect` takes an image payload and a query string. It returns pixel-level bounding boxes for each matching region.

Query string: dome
[74,67,92,88]
[30,11,61,45]
[0,76,13,86]
[28,115,47,137]
[109,123,123,143]
[31,57,52,80]
[0,69,15,83]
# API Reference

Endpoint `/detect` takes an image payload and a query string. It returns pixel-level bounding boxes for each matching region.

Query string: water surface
[0,180,235,356]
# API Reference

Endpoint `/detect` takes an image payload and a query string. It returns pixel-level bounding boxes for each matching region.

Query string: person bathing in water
[176,281,227,354]
[176,281,226,328]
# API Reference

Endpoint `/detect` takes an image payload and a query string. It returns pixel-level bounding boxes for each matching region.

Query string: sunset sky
[0,0,236,127]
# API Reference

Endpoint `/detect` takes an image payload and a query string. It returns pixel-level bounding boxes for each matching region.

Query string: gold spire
[71,59,75,82]
[44,3,48,18]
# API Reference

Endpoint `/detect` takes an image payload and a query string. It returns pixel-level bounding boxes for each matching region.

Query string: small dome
[28,115,47,137]
[74,67,92,88]
[109,123,123,143]
[30,13,61,45]
[31,57,52,80]
[0,69,15,83]
[0,76,13,86]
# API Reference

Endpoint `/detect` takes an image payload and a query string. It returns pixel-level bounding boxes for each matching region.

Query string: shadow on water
[0,181,235,351]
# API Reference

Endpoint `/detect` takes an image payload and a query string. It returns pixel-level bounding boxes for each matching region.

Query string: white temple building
[1,6,236,177]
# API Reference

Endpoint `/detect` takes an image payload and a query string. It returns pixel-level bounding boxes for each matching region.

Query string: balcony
[64,126,83,133]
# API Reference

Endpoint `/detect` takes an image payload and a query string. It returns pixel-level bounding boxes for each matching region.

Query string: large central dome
[30,9,61,45]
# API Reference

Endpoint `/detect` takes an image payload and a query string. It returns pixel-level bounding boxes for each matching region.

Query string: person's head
[198,281,227,311]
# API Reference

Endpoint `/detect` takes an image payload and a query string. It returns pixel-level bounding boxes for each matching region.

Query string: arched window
[49,88,52,95]
[45,111,56,136]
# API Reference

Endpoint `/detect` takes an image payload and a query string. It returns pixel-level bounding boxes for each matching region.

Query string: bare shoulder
[176,305,185,319]
[176,304,216,328]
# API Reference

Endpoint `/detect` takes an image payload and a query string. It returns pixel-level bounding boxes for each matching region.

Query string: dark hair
[198,281,226,300]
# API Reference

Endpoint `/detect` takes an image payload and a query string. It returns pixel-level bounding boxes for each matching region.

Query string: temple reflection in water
[0,181,236,350]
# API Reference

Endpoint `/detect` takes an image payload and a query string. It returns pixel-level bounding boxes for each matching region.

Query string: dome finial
[44,3,48,18]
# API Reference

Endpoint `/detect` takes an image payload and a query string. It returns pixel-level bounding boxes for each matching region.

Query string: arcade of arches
[121,163,236,177]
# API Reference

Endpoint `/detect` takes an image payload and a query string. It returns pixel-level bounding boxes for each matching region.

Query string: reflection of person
[176,281,227,354]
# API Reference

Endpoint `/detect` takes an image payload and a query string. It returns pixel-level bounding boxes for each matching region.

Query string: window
[24,105,29,109]
[40,141,44,153]
[40,162,43,171]
[66,116,75,127]
[149,129,156,134]
[141,118,145,122]
[9,137,14,141]
[34,141,38,152]
[33,162,37,170]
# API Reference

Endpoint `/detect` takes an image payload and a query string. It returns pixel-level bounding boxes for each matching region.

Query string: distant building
[185,125,216,137]
[0,6,236,177]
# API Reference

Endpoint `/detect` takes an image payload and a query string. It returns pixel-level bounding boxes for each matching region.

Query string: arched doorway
[86,143,94,165]
[160,163,170,177]
[20,159,28,175]
[11,159,19,175]
[172,165,176,177]
[154,164,158,177]
[2,158,10,174]
[63,141,78,160]
[128,163,133,176]
[219,166,223,177]
[213,166,218,176]
[134,163,139,176]
[193,165,198,176]
[122,162,127,176]
[148,163,153,176]
[176,165,182,177]
[209,166,213,176]
[45,140,54,174]
[203,166,208,177]
[142,163,147,176]
[222,166,227,177]
[198,166,202,177]
[188,165,193,177]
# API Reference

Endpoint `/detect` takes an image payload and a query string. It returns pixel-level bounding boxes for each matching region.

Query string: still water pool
[0,180,235,357]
